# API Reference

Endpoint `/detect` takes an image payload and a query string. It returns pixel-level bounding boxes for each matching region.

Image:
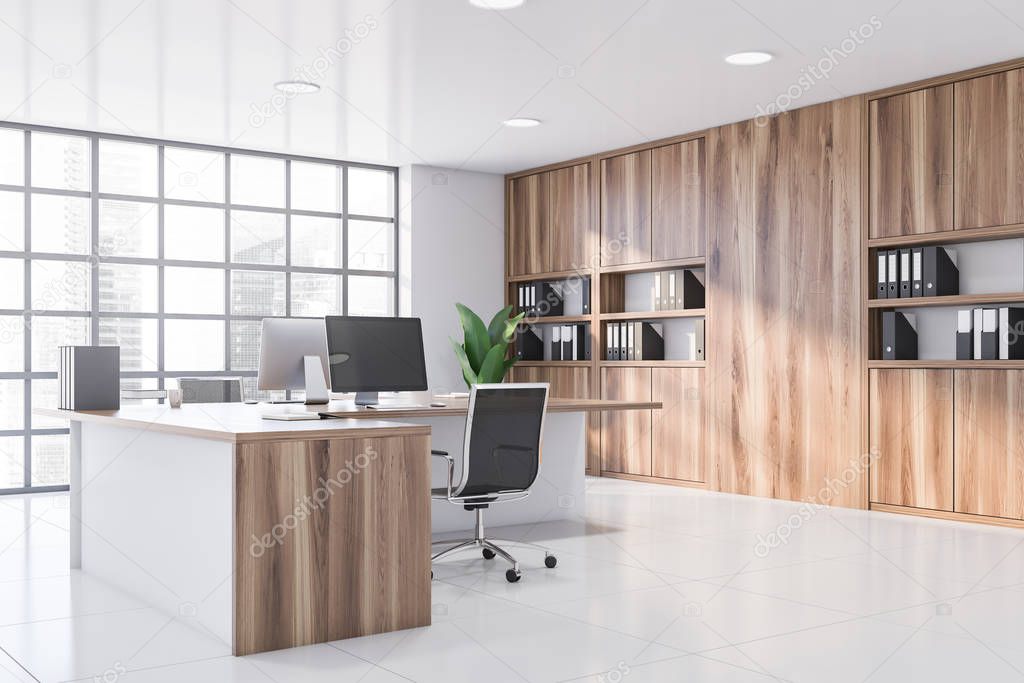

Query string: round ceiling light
[502,117,541,128]
[274,80,320,94]
[469,0,525,9]
[724,51,773,66]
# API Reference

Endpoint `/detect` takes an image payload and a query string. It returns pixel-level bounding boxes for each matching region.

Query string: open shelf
[599,360,705,368]
[599,309,705,321]
[866,223,1024,249]
[521,314,593,325]
[513,360,592,368]
[506,268,592,283]
[599,256,705,275]
[867,360,1024,369]
[868,292,1024,309]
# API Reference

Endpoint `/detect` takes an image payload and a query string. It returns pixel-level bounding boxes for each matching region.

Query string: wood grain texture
[601,150,652,266]
[651,368,704,482]
[869,85,953,238]
[706,98,864,508]
[509,173,546,276]
[547,163,593,272]
[955,68,1024,230]
[954,370,1024,519]
[601,367,652,475]
[868,369,953,511]
[652,139,706,260]
[234,435,431,655]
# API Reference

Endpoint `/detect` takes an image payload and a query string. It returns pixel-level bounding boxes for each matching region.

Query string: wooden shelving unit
[599,360,705,368]
[866,222,1024,249]
[867,359,1024,369]
[521,314,592,325]
[599,309,705,321]
[599,256,705,275]
[514,360,592,368]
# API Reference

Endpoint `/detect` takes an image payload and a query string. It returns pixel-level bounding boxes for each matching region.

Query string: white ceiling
[1,0,1022,174]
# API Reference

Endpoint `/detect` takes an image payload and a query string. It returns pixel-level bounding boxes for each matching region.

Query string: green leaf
[503,357,517,372]
[486,305,514,346]
[477,344,508,384]
[456,303,489,370]
[450,338,478,388]
[501,312,526,343]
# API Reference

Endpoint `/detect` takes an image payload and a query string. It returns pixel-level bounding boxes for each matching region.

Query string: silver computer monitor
[257,318,330,404]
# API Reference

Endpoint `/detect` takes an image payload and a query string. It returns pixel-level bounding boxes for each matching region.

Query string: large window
[0,124,398,494]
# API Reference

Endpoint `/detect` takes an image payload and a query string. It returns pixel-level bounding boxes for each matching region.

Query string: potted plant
[450,304,525,388]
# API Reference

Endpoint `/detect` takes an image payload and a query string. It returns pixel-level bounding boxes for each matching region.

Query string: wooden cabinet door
[546,164,592,272]
[510,366,600,473]
[955,68,1024,230]
[601,368,652,475]
[508,173,547,276]
[869,85,953,238]
[651,368,704,482]
[652,139,706,260]
[869,369,953,511]
[601,150,651,266]
[954,370,1024,519]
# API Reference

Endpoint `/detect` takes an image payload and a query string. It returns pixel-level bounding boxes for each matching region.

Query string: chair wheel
[482,548,496,560]
[430,570,434,580]
[505,568,521,583]
[545,554,557,568]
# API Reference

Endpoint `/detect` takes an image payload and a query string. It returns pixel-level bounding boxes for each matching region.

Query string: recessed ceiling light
[469,0,524,9]
[724,51,773,66]
[274,80,320,94]
[503,117,541,128]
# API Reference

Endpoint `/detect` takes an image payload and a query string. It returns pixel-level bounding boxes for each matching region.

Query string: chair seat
[431,487,498,505]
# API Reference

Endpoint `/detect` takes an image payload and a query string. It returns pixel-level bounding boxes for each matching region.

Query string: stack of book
[652,270,705,311]
[876,246,958,299]
[956,307,1024,360]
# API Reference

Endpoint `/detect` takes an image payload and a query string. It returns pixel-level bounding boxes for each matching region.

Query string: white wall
[400,165,505,393]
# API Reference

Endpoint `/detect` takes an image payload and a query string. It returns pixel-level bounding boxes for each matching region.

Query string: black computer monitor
[324,316,428,405]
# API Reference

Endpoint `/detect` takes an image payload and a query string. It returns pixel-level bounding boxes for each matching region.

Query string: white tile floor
[2,477,1024,682]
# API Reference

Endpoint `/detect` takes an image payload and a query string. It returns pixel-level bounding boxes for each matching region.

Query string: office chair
[430,383,557,583]
[177,377,244,404]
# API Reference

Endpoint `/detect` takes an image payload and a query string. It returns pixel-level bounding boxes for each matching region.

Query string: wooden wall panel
[508,173,546,276]
[869,85,953,238]
[511,366,599,473]
[601,151,652,266]
[955,68,1024,230]
[954,370,1024,519]
[869,369,953,511]
[651,368,704,482]
[601,367,652,475]
[652,139,706,260]
[547,164,593,272]
[707,98,864,508]
[234,435,431,655]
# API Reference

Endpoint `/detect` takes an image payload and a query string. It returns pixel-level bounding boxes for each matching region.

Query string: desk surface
[36,396,660,443]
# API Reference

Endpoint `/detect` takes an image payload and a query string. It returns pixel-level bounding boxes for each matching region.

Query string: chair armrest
[431,449,449,456]
[430,450,455,498]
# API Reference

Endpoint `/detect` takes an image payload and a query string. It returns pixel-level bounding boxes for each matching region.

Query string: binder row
[652,269,705,311]
[957,307,1024,360]
[516,324,591,361]
[516,278,591,317]
[606,322,664,361]
[875,247,959,299]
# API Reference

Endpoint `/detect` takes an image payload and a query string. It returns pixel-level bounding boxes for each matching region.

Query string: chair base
[430,509,557,583]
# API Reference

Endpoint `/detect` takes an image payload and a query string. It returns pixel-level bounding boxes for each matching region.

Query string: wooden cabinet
[651,368,704,482]
[955,68,1024,230]
[601,151,651,266]
[954,370,1024,519]
[508,163,592,277]
[869,369,953,511]
[652,139,706,260]
[601,367,652,475]
[511,365,599,473]
[508,173,545,276]
[869,85,953,238]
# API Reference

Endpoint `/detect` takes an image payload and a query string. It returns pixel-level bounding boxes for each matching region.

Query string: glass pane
[0,129,24,186]
[0,437,24,489]
[31,379,65,428]
[230,211,284,265]
[164,147,225,202]
[120,377,159,406]
[241,376,285,403]
[290,273,342,317]
[0,190,24,251]
[0,259,24,309]
[291,162,341,212]
[347,167,394,217]
[31,434,69,487]
[165,320,224,371]
[31,194,90,254]
[231,155,284,208]
[291,215,341,268]
[31,261,90,311]
[165,205,224,261]
[98,264,158,313]
[99,140,158,196]
[230,270,285,316]
[31,133,90,191]
[165,267,224,314]
[0,380,24,430]
[98,200,158,258]
[349,276,394,316]
[99,318,159,371]
[348,220,394,271]
[0,315,24,371]
[230,320,260,371]
[30,316,89,371]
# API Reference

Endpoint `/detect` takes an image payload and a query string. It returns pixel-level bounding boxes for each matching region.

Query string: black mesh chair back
[178,377,244,404]
[455,383,548,499]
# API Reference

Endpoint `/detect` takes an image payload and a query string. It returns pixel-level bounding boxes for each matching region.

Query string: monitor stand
[354,391,379,406]
[303,355,329,405]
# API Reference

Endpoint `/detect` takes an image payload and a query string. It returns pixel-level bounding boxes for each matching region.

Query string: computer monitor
[325,316,428,406]
[257,317,331,405]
